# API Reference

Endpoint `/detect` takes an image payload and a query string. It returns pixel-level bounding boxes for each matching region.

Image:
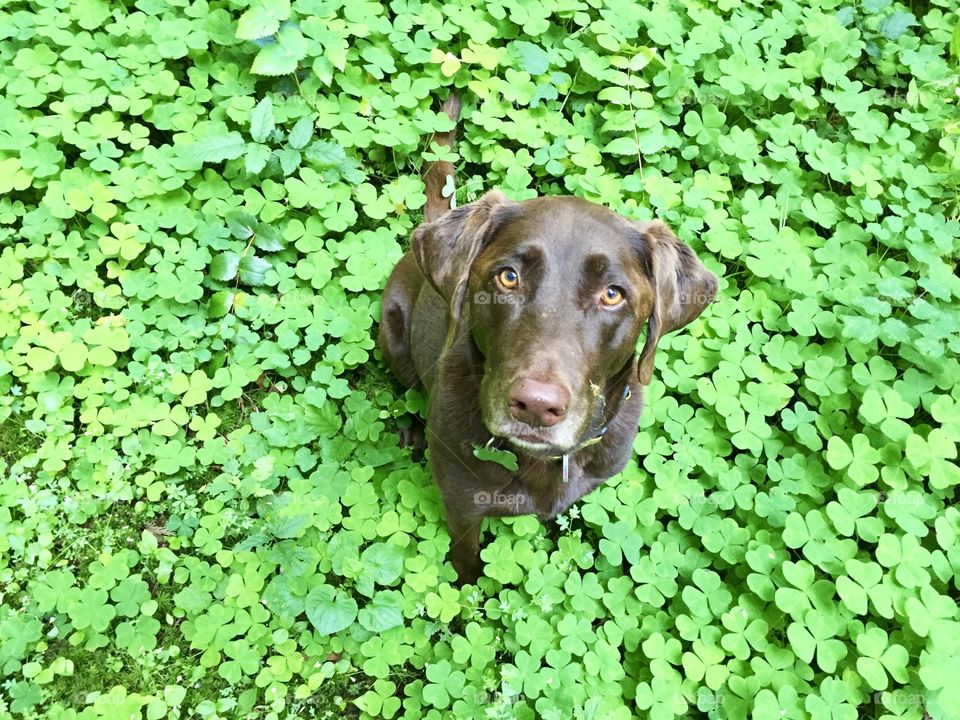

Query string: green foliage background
[2,0,960,718]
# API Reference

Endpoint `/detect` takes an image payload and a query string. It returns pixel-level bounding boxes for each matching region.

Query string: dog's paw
[396,416,426,461]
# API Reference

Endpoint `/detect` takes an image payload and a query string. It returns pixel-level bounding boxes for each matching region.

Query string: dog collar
[544,384,632,459]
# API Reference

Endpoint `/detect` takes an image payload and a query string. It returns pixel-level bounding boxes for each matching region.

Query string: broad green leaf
[305,584,358,635]
[358,591,404,632]
[512,40,550,74]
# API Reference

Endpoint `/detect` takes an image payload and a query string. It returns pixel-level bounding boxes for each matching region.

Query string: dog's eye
[497,268,520,289]
[601,286,625,307]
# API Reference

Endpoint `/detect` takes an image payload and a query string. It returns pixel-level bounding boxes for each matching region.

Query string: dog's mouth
[502,431,566,457]
[486,414,597,458]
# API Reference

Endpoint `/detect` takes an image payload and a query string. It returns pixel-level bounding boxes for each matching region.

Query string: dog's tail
[422,94,461,223]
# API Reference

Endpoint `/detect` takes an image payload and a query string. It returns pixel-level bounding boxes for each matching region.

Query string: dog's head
[412,192,717,456]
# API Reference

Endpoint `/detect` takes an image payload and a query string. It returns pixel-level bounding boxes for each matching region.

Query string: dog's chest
[507,456,605,520]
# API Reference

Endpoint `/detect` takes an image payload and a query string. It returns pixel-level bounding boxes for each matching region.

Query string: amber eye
[497,268,520,289]
[601,286,625,307]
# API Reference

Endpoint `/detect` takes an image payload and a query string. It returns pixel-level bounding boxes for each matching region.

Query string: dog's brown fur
[379,96,717,584]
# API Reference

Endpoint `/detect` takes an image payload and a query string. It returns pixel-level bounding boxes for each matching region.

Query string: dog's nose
[509,378,569,427]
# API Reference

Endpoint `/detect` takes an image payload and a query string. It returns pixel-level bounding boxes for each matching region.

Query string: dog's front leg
[443,508,484,586]
[427,429,491,585]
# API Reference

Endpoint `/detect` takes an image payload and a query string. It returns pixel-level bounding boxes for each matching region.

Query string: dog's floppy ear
[635,220,718,385]
[411,189,520,344]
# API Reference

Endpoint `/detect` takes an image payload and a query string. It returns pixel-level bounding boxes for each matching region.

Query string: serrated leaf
[252,43,297,76]
[288,117,313,150]
[276,147,301,176]
[253,223,283,252]
[249,97,275,142]
[251,26,306,76]
[235,0,290,40]
[605,136,639,156]
[185,132,246,164]
[239,254,271,285]
[245,143,271,174]
[225,212,256,240]
[210,252,240,282]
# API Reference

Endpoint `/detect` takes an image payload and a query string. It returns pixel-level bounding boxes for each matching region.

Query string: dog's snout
[508,378,570,428]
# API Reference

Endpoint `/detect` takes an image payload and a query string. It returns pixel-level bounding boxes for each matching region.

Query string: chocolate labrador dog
[379,96,717,584]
